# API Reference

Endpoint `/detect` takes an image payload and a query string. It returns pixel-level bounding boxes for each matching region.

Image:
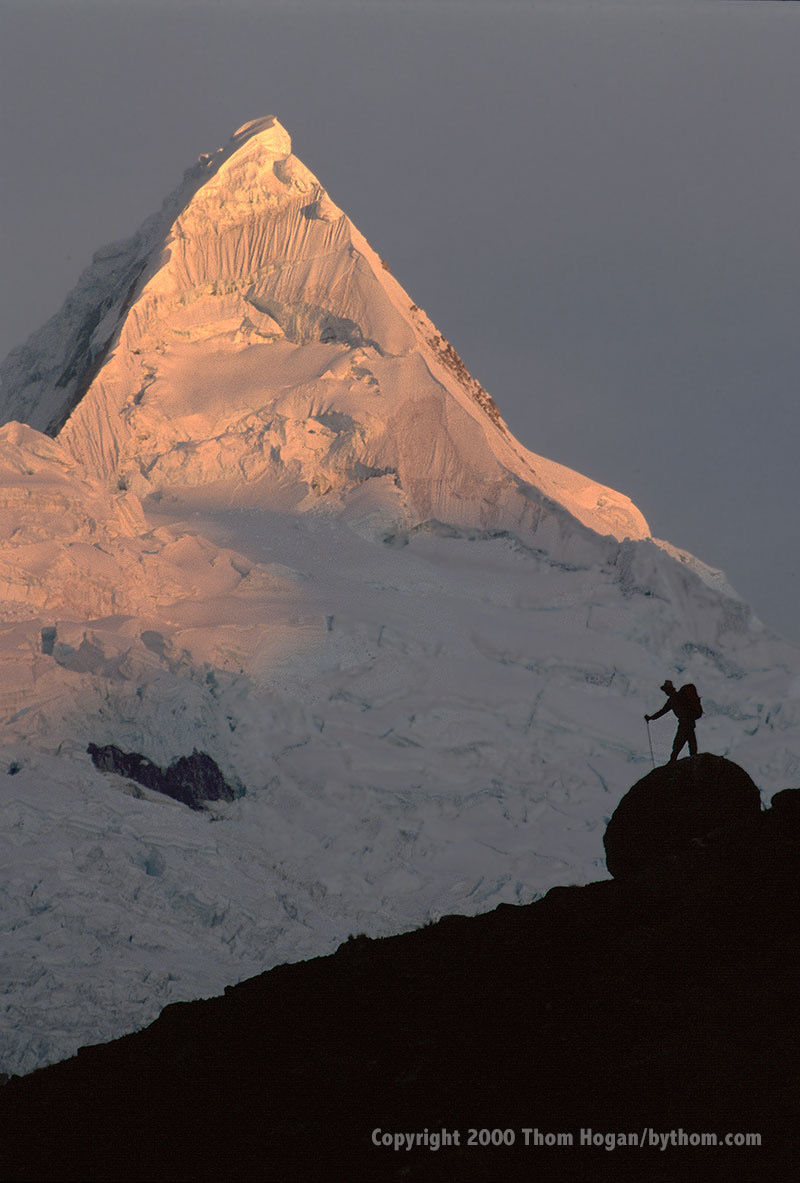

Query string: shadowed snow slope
[1,118,800,1077]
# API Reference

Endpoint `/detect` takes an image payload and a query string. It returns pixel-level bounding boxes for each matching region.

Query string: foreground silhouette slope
[1,760,798,1182]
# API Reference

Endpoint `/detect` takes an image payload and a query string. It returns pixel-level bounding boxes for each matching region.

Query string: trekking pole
[646,718,655,769]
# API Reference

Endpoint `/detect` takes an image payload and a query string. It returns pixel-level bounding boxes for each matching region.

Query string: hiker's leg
[670,726,684,761]
[671,721,692,761]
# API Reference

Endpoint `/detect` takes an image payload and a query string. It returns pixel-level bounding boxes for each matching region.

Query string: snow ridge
[0,117,287,437]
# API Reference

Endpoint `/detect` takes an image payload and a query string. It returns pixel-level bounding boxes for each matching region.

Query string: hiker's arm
[647,701,671,721]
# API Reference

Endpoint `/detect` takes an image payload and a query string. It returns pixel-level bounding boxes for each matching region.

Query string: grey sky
[2,0,799,640]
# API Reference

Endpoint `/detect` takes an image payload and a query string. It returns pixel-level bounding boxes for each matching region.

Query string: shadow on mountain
[1,757,798,1182]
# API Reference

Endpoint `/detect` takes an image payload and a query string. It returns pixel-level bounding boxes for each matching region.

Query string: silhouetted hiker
[645,680,702,762]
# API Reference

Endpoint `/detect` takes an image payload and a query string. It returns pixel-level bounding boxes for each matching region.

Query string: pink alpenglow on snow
[1,117,648,548]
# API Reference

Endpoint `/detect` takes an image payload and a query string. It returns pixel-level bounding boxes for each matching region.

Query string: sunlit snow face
[3,116,643,549]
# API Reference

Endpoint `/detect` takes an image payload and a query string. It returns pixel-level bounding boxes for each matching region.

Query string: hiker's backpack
[679,683,703,720]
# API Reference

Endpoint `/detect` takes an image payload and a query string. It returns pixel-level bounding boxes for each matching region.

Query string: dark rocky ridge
[87,744,238,810]
[1,759,798,1182]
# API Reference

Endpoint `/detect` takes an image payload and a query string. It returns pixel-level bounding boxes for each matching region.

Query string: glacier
[1,117,799,1077]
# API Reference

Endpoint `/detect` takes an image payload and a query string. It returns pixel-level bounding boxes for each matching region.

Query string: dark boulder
[87,744,238,810]
[769,787,800,826]
[604,753,761,880]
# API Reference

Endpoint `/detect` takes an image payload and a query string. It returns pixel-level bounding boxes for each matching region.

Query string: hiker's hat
[661,680,675,693]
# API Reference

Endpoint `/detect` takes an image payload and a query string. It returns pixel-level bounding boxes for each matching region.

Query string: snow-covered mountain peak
[0,118,649,548]
[178,114,316,232]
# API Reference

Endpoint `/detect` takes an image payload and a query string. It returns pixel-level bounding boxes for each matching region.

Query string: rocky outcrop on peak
[87,744,238,810]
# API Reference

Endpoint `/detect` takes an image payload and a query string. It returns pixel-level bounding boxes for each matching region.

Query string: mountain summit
[0,116,648,545]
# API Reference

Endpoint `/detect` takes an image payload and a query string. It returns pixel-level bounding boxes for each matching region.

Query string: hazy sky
[2,0,799,640]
